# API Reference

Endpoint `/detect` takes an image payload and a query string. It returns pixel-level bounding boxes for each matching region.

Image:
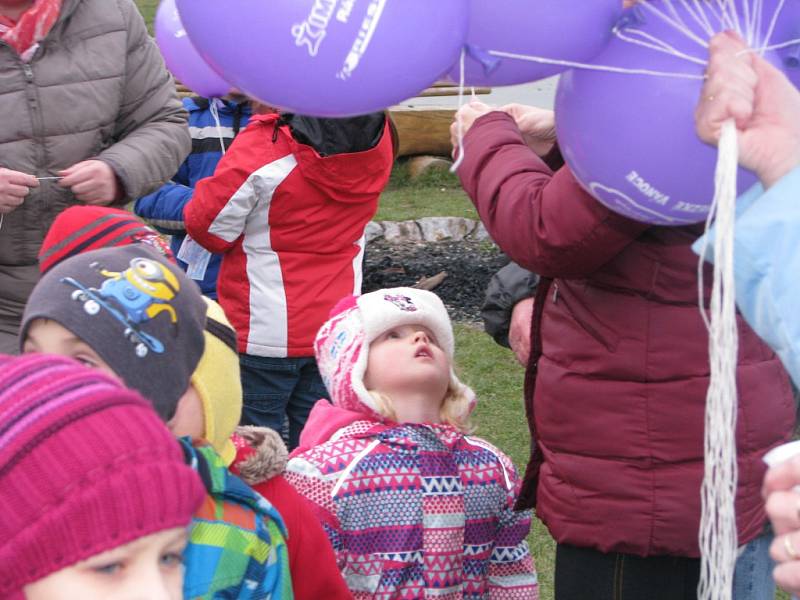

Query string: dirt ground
[363,239,509,323]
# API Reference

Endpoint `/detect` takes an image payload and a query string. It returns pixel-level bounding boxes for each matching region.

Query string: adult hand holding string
[59,160,123,205]
[0,168,38,214]
[450,100,494,158]
[498,104,556,158]
[695,31,800,188]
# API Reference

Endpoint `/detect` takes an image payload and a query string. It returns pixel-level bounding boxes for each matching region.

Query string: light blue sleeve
[693,167,800,387]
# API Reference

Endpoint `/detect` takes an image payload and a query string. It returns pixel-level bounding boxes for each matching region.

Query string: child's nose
[413,330,429,343]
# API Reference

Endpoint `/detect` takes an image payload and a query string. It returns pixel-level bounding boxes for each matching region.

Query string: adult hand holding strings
[695,31,800,188]
[58,160,123,205]
[498,104,556,157]
[0,168,38,215]
[450,100,494,159]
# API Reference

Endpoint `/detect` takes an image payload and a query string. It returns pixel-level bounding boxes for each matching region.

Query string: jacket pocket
[342,554,420,595]
[551,281,620,352]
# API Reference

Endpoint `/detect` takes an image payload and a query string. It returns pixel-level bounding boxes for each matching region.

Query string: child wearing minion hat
[21,243,293,599]
[34,206,242,463]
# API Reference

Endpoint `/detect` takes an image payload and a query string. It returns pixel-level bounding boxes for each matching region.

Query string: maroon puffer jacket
[459,112,795,557]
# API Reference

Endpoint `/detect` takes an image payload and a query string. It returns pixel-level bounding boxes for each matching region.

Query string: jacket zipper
[19,56,47,178]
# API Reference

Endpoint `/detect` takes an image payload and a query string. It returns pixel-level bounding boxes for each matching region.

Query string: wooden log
[407,156,453,180]
[389,107,455,158]
[415,86,491,98]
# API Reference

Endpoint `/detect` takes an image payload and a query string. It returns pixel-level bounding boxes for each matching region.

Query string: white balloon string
[706,1,735,33]
[725,0,745,37]
[664,0,701,34]
[691,0,718,36]
[740,0,754,44]
[209,98,226,156]
[486,49,705,79]
[697,119,740,600]
[450,48,467,173]
[739,36,800,54]
[620,25,689,52]
[678,0,715,36]
[713,0,740,31]
[754,0,765,48]
[761,0,788,56]
[613,27,710,65]
[637,0,712,47]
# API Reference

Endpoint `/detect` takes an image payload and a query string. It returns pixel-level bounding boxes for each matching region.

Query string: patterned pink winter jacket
[284,400,538,600]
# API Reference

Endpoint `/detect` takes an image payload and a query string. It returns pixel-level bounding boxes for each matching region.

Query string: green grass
[136,0,157,32]
[375,188,477,222]
[375,160,478,222]
[455,323,556,599]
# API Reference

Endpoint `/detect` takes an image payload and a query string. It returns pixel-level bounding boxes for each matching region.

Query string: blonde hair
[368,370,474,434]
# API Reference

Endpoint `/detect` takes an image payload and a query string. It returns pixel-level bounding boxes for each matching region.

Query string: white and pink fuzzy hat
[314,287,475,422]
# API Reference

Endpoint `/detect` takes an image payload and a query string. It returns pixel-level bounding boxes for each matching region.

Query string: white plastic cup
[764,440,800,469]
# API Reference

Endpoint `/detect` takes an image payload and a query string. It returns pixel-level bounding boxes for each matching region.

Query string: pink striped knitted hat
[0,353,205,598]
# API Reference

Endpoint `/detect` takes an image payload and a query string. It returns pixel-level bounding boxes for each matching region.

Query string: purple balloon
[175,0,467,117]
[155,0,231,98]
[446,0,623,87]
[764,0,800,87]
[554,1,780,226]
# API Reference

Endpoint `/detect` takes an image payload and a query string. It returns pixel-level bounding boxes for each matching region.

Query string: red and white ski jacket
[185,113,394,357]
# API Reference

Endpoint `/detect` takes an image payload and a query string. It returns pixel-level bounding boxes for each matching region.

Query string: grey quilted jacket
[0,0,190,350]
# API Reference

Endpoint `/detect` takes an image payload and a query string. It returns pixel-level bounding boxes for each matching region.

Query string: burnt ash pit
[363,239,508,323]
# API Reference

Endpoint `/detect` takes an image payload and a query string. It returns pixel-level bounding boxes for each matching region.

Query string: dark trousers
[555,543,701,600]
[239,354,330,450]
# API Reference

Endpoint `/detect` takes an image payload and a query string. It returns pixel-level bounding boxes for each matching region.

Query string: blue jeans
[239,354,330,450]
[732,528,775,600]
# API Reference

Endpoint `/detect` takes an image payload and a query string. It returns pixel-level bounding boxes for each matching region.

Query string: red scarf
[0,0,61,61]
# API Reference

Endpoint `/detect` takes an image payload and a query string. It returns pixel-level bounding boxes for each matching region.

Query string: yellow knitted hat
[191,298,242,465]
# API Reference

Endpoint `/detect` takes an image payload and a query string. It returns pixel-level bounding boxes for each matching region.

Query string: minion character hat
[20,245,206,421]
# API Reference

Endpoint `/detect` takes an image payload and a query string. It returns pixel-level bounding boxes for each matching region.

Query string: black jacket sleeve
[481,261,540,348]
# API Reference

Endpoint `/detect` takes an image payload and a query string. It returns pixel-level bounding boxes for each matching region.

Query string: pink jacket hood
[293,399,371,454]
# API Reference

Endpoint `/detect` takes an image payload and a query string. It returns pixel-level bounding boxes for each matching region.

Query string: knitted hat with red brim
[39,206,174,274]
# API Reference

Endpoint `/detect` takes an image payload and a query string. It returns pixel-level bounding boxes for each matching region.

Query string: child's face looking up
[364,324,450,404]
[23,527,188,600]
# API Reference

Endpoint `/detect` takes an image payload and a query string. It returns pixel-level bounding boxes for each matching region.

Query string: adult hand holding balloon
[175,0,468,117]
[155,0,231,98]
[447,0,623,87]
[697,31,800,188]
[553,0,790,225]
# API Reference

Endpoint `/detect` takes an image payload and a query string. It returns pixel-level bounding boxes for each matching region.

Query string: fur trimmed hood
[231,426,288,485]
